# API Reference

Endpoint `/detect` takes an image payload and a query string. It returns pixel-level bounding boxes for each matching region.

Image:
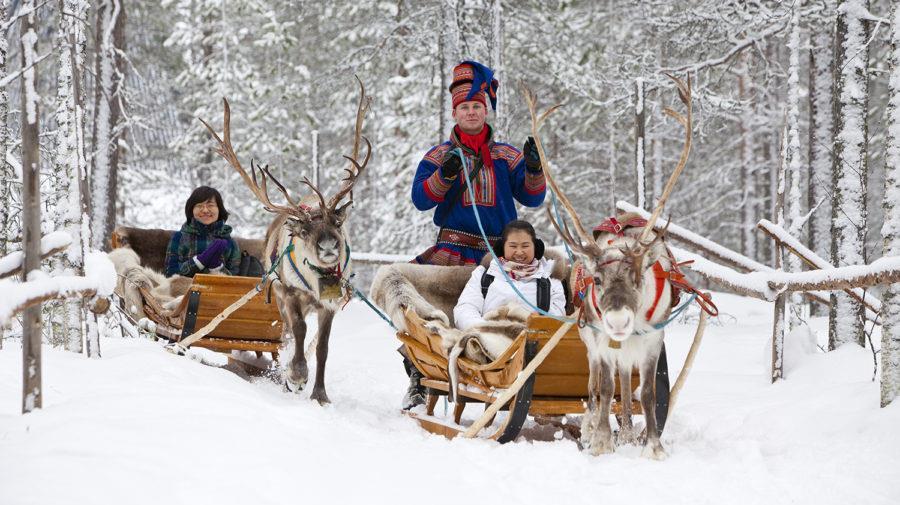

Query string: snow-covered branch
[0,51,51,88]
[0,252,115,326]
[660,21,789,74]
[0,231,73,279]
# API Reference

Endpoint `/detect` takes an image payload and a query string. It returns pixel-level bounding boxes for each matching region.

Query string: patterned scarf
[500,258,541,281]
[455,125,494,171]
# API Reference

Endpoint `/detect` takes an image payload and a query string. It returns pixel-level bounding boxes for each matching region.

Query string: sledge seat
[110,227,283,358]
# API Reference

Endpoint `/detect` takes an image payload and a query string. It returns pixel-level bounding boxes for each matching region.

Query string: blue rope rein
[457,147,695,334]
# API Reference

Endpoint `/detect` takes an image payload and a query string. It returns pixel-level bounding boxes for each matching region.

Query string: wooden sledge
[110,227,284,365]
[398,309,670,443]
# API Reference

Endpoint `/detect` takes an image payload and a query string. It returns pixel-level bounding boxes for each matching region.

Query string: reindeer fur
[576,226,673,459]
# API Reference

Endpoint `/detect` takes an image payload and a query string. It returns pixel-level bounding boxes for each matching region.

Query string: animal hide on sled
[107,247,192,320]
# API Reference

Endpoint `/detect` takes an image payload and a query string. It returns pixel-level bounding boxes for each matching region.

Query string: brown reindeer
[525,76,692,459]
[200,79,371,405]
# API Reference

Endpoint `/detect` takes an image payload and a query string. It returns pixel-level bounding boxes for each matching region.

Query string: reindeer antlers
[638,73,692,243]
[523,85,602,257]
[327,75,372,213]
[199,99,306,219]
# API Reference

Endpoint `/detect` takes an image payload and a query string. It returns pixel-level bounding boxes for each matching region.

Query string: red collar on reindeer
[592,216,648,239]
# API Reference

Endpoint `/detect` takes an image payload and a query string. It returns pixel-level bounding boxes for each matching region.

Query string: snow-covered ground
[1,292,898,505]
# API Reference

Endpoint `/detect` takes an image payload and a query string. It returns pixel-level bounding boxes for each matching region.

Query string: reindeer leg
[283,296,309,393]
[616,365,637,445]
[309,308,335,405]
[639,349,667,460]
[580,356,601,451]
[588,359,616,456]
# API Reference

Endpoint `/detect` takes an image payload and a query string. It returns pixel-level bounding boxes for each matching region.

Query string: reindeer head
[200,77,371,272]
[523,75,691,341]
[586,223,669,339]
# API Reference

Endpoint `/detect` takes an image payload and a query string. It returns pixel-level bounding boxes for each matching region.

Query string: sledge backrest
[111,226,265,273]
[526,315,639,398]
[183,274,283,346]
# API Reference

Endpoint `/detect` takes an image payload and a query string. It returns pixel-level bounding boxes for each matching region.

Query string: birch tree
[829,0,870,350]
[53,0,90,353]
[91,0,126,252]
[808,0,834,280]
[785,4,806,330]
[882,0,900,408]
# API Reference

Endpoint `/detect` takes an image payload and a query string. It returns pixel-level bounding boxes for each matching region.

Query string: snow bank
[1,294,898,505]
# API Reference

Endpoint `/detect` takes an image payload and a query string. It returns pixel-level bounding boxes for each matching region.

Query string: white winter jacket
[453,258,567,330]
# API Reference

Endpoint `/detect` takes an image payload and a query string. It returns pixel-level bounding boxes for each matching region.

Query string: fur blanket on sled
[370,249,571,365]
[107,247,193,320]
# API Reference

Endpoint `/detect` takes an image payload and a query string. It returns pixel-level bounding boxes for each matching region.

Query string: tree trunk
[785,5,806,330]
[439,0,459,140]
[772,123,788,382]
[830,0,869,350]
[20,0,43,413]
[55,0,89,353]
[0,0,11,257]
[808,1,835,316]
[634,78,646,209]
[489,0,504,138]
[738,56,756,259]
[881,0,900,408]
[90,0,127,252]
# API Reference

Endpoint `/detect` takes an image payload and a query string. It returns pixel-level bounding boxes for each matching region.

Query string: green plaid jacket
[164,219,240,277]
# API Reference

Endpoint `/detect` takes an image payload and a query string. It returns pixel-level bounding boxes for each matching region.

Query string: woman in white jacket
[454,220,566,330]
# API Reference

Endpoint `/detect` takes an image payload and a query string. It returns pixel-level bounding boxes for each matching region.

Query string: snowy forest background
[3,0,887,258]
[2,0,900,395]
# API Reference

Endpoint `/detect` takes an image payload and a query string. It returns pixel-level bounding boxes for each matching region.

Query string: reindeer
[524,76,692,459]
[200,78,371,405]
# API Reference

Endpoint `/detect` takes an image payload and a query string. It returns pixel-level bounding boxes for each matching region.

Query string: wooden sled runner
[110,227,284,366]
[398,309,670,443]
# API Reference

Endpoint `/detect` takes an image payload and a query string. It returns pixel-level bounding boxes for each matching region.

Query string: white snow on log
[0,251,115,325]
[0,231,73,277]
[758,218,882,312]
[617,201,770,271]
[351,252,413,264]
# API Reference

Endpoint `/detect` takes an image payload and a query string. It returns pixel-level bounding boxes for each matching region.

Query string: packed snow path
[1,293,898,505]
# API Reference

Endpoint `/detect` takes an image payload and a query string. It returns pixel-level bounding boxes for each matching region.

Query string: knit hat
[450,60,499,110]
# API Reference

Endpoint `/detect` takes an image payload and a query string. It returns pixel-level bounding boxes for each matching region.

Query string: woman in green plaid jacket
[165,186,240,277]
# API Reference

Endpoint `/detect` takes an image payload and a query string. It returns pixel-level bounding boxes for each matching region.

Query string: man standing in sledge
[411,60,547,266]
[401,60,548,409]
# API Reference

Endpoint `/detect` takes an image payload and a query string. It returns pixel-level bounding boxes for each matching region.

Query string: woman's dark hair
[184,186,229,224]
[493,219,545,259]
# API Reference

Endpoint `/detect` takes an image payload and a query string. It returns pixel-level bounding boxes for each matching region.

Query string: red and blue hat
[450,60,499,110]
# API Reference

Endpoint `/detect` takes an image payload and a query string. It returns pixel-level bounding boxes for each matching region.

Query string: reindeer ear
[333,201,352,225]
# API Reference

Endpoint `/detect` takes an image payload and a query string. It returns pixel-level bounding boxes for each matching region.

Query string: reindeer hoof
[310,388,331,405]
[616,427,639,445]
[284,377,307,393]
[588,434,615,456]
[641,441,668,460]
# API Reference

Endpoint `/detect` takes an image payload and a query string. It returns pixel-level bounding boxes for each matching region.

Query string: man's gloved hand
[195,238,228,269]
[523,137,542,173]
[441,150,463,179]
